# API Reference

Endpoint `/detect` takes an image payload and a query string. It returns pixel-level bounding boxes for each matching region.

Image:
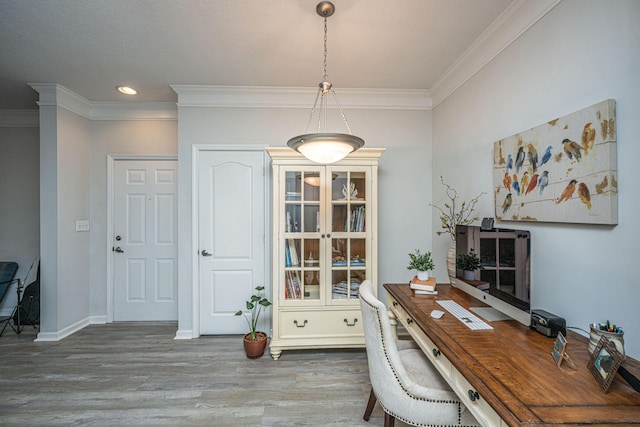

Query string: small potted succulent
[407,249,435,280]
[235,285,272,359]
[456,250,481,281]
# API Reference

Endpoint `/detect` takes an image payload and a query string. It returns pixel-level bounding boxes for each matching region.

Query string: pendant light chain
[323,16,328,83]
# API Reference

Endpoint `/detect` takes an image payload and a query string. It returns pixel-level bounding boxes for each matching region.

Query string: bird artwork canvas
[493,99,617,225]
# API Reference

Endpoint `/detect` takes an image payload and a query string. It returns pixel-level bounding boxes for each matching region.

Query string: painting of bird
[582,122,596,156]
[502,193,512,214]
[527,144,538,172]
[520,171,530,195]
[506,154,513,172]
[503,172,512,191]
[555,179,577,204]
[578,182,591,209]
[538,171,549,195]
[512,174,520,196]
[539,145,552,168]
[525,173,539,195]
[515,146,525,173]
[562,139,582,161]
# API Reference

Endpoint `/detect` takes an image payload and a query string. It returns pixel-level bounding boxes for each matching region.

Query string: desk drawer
[280,310,363,338]
[386,295,453,380]
[453,369,501,427]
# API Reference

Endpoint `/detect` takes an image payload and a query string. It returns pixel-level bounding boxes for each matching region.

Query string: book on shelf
[412,289,438,296]
[285,238,299,267]
[409,276,436,292]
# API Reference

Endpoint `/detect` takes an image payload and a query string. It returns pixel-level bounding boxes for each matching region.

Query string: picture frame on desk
[589,335,625,393]
[551,332,576,370]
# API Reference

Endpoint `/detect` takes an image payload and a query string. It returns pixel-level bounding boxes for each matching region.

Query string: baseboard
[35,316,90,342]
[174,329,194,340]
[89,315,107,324]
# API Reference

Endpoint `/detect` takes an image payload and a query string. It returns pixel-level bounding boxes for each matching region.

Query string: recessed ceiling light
[116,85,137,95]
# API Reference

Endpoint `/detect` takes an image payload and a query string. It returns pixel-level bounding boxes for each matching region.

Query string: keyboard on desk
[436,300,493,330]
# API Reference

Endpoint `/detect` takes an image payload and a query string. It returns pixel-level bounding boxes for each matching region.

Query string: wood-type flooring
[0,322,409,426]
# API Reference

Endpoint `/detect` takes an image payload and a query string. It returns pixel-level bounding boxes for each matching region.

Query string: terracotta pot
[243,331,268,359]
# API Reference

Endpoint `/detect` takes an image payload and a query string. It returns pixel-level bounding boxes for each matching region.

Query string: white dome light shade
[288,133,364,164]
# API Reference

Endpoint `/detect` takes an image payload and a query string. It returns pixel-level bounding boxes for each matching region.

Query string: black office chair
[0,259,38,336]
[0,262,19,336]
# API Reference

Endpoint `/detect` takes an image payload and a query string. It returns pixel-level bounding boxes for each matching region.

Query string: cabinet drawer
[280,310,363,338]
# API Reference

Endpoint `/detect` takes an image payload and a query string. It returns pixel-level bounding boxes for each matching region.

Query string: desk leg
[387,309,398,340]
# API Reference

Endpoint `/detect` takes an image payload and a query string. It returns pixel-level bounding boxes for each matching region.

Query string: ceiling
[1,0,512,110]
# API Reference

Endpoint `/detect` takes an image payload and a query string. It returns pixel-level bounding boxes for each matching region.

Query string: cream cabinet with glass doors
[266,147,384,359]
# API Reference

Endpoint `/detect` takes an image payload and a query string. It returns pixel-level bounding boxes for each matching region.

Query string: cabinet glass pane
[331,238,348,266]
[350,239,366,267]
[284,238,320,301]
[285,204,301,233]
[332,171,366,201]
[332,172,349,201]
[303,204,320,232]
[350,172,366,202]
[348,204,365,232]
[332,204,348,233]
[350,270,366,298]
[331,270,365,300]
[303,172,320,202]
[285,171,301,201]
[284,238,301,268]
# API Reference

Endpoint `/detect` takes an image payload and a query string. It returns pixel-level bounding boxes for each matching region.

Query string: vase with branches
[431,176,485,280]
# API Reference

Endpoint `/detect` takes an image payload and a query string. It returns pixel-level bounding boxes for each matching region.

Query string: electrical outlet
[75,219,90,232]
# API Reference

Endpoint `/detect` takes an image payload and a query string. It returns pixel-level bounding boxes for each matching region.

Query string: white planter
[417,270,430,281]
[463,270,475,281]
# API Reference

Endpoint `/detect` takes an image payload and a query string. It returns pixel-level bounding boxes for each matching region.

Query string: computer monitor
[453,224,531,326]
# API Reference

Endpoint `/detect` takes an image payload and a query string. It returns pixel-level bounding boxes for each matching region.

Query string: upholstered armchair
[359,280,479,427]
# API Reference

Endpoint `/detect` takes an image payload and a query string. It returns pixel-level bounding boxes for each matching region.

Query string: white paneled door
[113,160,178,321]
[198,150,266,335]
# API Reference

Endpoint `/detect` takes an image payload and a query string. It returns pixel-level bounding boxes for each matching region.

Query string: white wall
[34,90,93,339]
[0,125,40,315]
[432,0,640,358]
[89,120,177,320]
[175,100,431,336]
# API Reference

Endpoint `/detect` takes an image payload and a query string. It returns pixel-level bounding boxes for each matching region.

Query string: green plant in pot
[456,250,481,281]
[235,285,272,359]
[407,249,435,280]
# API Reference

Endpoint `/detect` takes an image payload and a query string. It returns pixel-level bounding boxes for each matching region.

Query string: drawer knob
[344,318,358,327]
[468,390,480,402]
[294,319,308,328]
[406,318,413,324]
[432,348,441,357]
[392,301,398,307]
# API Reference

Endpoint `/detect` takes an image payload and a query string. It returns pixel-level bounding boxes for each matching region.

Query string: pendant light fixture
[287,1,364,164]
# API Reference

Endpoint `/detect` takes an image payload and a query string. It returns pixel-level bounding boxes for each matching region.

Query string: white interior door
[113,159,178,321]
[198,150,266,335]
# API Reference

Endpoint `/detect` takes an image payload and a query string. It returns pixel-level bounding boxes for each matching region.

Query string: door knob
[113,247,124,253]
[201,250,212,256]
[115,235,122,241]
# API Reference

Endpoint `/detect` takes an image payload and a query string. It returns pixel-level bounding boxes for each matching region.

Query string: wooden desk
[384,283,640,427]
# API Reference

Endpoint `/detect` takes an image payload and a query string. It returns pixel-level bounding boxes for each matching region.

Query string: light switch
[75,219,90,232]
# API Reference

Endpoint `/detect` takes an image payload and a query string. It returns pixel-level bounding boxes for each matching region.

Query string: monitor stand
[470,306,512,322]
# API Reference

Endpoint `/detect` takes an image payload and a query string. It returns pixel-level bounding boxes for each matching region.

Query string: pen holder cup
[589,325,625,358]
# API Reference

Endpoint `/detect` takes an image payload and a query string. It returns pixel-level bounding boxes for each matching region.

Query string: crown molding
[90,102,177,120]
[430,0,562,107]
[0,110,39,128]
[171,85,431,110]
[29,83,92,119]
